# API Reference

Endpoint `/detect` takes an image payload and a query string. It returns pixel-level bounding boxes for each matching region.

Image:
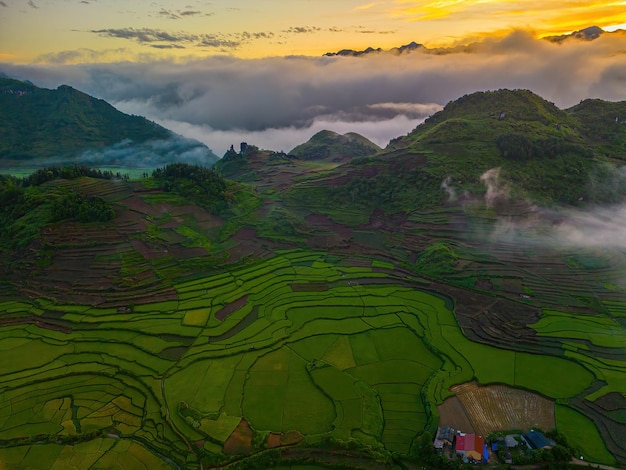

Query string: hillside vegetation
[0,78,218,166]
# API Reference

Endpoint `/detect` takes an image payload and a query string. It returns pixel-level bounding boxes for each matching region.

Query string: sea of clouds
[2,30,626,155]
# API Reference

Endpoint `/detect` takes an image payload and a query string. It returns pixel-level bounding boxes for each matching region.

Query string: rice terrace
[0,85,625,469]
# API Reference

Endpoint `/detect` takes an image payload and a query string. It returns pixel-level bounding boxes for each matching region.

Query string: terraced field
[1,170,625,468]
[1,250,621,468]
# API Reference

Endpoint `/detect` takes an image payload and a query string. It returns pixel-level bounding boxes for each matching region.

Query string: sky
[1,1,626,154]
[2,0,626,61]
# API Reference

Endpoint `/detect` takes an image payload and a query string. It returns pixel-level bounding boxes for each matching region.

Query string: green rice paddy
[555,405,617,466]
[0,250,623,468]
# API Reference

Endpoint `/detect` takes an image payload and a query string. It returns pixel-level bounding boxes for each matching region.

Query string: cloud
[480,168,510,208]
[158,114,426,156]
[150,44,186,50]
[74,136,218,167]
[153,8,210,20]
[35,48,130,64]
[5,30,626,155]
[158,9,180,20]
[483,198,626,253]
[20,136,218,168]
[27,0,38,8]
[180,10,205,17]
[92,28,196,44]
[0,1,8,7]
[472,163,626,253]
[283,26,321,34]
[90,27,273,50]
[550,204,626,249]
[197,36,242,49]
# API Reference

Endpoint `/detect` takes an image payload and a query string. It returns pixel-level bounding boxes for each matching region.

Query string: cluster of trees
[414,242,459,277]
[152,163,228,215]
[51,191,115,223]
[504,444,574,465]
[23,165,127,187]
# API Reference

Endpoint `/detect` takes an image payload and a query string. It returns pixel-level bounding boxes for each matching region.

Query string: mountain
[323,46,383,57]
[544,25,626,43]
[288,130,381,161]
[545,25,605,43]
[324,41,423,57]
[384,89,626,205]
[0,77,219,167]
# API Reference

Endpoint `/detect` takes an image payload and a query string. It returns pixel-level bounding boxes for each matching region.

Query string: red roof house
[456,433,485,461]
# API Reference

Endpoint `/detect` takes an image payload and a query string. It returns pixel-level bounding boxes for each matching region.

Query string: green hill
[0,77,219,167]
[382,89,623,205]
[289,130,381,161]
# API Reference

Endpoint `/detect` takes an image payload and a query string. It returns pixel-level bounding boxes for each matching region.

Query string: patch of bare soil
[223,419,253,455]
[227,227,295,264]
[267,433,282,449]
[439,382,555,436]
[280,430,303,446]
[437,396,476,434]
[215,295,248,321]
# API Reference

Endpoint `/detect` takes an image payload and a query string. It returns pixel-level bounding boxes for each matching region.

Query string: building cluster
[433,426,554,465]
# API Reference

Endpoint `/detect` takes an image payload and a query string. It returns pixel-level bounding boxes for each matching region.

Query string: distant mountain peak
[545,25,606,43]
[324,41,423,57]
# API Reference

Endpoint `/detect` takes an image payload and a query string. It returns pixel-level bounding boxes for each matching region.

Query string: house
[504,434,519,448]
[456,433,485,461]
[433,426,455,452]
[522,430,553,450]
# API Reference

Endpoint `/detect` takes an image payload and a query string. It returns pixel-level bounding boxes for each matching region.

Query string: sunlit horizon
[1,1,626,64]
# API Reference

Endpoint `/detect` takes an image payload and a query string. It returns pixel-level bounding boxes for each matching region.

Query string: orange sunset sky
[1,0,626,63]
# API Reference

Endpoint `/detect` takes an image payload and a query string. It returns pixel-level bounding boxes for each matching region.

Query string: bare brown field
[438,382,555,436]
[215,295,249,321]
[223,419,253,455]
[437,396,476,434]
[267,433,282,448]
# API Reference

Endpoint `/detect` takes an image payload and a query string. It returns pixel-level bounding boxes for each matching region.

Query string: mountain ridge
[322,26,626,57]
[0,77,219,167]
